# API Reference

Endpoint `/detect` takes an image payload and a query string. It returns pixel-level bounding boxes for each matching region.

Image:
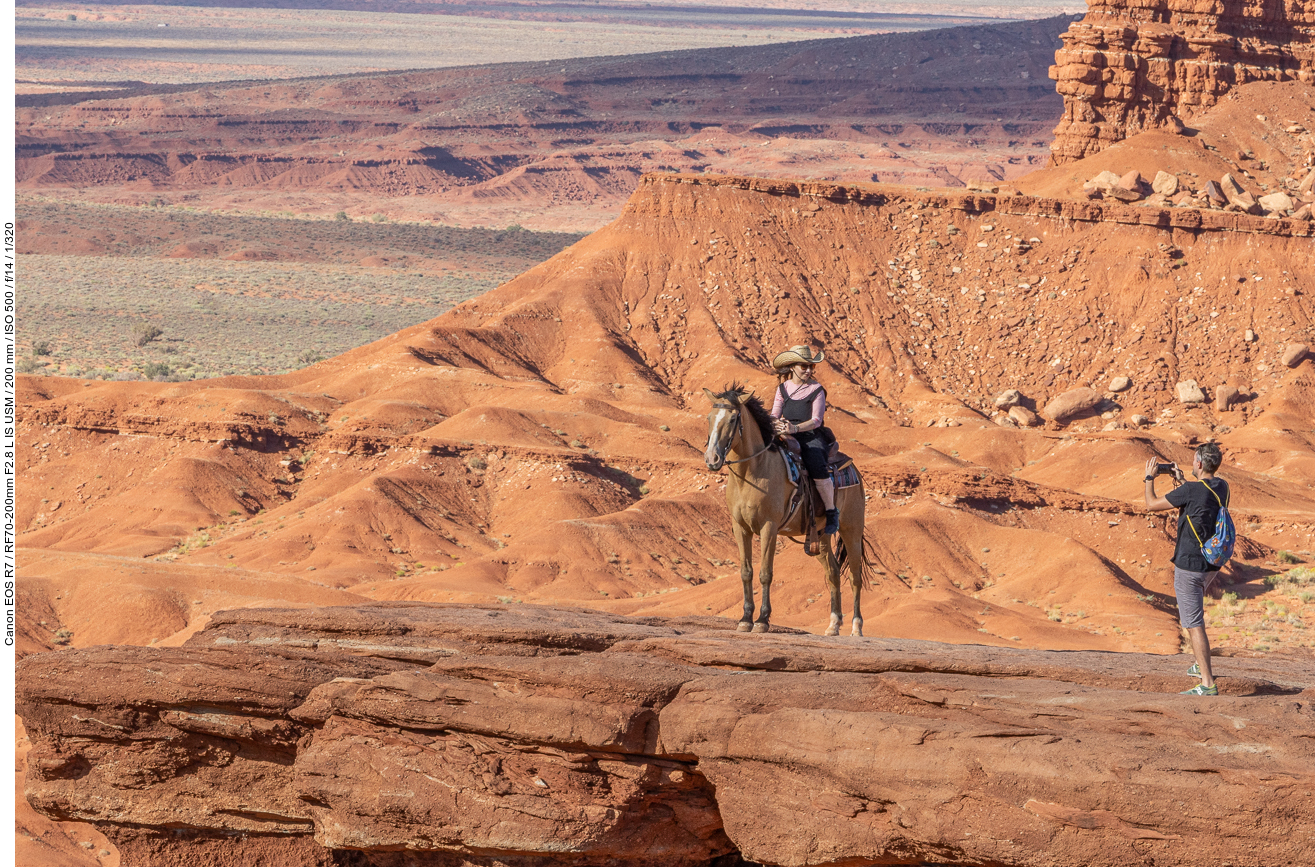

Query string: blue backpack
[1185,481,1235,567]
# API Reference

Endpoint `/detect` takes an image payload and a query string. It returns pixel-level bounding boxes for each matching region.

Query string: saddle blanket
[832,461,861,489]
[783,451,860,490]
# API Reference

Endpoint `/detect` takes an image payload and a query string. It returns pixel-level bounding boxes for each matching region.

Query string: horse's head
[703,387,749,471]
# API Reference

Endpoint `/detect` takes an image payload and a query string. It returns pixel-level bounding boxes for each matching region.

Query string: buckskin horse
[703,384,870,636]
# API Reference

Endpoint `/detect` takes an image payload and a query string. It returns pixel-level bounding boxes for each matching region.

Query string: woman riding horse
[770,345,839,535]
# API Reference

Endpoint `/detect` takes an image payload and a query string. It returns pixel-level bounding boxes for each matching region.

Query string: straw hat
[771,345,826,370]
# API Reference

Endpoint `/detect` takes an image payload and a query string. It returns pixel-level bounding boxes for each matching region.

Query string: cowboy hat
[771,345,826,370]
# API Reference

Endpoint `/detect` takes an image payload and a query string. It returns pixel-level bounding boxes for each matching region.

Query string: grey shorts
[1174,566,1210,630]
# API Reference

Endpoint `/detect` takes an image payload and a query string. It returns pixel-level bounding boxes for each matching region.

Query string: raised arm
[1143,457,1178,512]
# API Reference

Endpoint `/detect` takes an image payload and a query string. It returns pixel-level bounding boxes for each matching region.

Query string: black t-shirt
[1165,478,1230,573]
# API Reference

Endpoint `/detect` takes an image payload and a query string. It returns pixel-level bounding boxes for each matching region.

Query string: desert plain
[11,0,1315,865]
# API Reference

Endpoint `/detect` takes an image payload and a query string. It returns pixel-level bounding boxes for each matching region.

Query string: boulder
[1176,380,1206,404]
[1041,387,1102,423]
[1009,405,1039,427]
[1245,329,1257,342]
[1299,168,1315,195]
[1281,343,1310,368]
[1130,414,1150,426]
[1220,173,1262,214]
[1292,204,1313,221]
[1108,375,1131,392]
[1215,385,1240,411]
[1203,180,1227,206]
[994,388,1023,409]
[1258,192,1294,214]
[1118,169,1144,192]
[1220,173,1247,197]
[17,605,1315,867]
[1151,171,1179,196]
[1106,185,1143,202]
[1087,170,1122,190]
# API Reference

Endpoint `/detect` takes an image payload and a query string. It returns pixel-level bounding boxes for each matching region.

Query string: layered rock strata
[19,604,1315,867]
[1050,0,1315,162]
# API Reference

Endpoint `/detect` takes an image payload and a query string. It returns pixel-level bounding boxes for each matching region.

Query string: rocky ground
[18,605,1315,867]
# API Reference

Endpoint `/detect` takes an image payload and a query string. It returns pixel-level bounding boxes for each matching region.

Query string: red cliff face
[1049,0,1315,163]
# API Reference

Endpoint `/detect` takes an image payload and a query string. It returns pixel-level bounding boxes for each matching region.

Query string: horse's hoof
[752,622,770,633]
[736,621,754,633]
[824,626,840,637]
[851,622,864,638]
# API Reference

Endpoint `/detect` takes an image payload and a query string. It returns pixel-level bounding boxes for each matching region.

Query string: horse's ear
[737,389,755,405]
[702,388,719,403]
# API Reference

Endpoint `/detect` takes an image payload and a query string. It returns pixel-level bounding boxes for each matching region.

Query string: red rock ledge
[18,604,1315,867]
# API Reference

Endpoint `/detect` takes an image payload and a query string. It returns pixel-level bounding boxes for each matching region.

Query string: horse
[702,383,870,636]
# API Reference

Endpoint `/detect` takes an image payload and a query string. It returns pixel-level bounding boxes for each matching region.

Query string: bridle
[709,402,774,466]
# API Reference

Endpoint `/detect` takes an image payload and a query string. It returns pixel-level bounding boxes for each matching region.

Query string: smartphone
[1155,462,1178,476]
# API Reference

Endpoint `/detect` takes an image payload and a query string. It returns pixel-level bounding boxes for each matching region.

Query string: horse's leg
[753,523,778,633]
[841,493,865,637]
[734,522,756,632]
[817,533,842,636]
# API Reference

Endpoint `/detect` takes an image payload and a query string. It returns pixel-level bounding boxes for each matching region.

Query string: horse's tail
[835,531,880,591]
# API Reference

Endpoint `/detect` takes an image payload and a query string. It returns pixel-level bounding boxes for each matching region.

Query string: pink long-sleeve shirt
[770,382,826,429]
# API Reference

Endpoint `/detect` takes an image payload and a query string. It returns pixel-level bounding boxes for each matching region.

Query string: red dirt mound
[19,146,1315,658]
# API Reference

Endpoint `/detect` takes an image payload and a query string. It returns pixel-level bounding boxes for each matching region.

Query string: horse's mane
[715,382,775,446]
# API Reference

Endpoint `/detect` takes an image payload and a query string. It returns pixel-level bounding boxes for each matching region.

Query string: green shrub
[132,322,164,347]
[1277,551,1301,564]
[142,361,173,380]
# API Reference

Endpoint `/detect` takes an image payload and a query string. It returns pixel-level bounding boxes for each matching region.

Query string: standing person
[770,345,839,534]
[1143,442,1230,696]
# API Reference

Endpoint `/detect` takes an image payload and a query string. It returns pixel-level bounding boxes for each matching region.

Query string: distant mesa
[1049,0,1315,163]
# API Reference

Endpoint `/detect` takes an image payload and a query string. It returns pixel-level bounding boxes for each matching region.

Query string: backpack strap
[1185,513,1204,547]
[1184,480,1227,550]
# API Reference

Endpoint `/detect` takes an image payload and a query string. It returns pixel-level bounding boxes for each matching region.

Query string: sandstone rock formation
[1049,0,1315,162]
[18,604,1315,867]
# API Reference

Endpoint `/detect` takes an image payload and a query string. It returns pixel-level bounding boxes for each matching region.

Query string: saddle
[779,434,855,557]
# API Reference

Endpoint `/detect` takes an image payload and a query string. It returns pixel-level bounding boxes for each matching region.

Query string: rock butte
[17,605,1315,867]
[1050,0,1315,163]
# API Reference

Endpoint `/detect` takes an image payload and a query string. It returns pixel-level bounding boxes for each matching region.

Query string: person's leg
[813,477,836,510]
[1174,566,1215,691]
[802,439,838,533]
[1187,626,1215,688]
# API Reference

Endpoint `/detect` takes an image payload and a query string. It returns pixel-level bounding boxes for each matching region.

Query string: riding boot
[823,508,839,535]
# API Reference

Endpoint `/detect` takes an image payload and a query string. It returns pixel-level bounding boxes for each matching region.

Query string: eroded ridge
[18,604,1315,867]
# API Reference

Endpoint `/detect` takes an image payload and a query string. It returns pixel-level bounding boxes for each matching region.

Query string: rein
[712,403,775,466]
